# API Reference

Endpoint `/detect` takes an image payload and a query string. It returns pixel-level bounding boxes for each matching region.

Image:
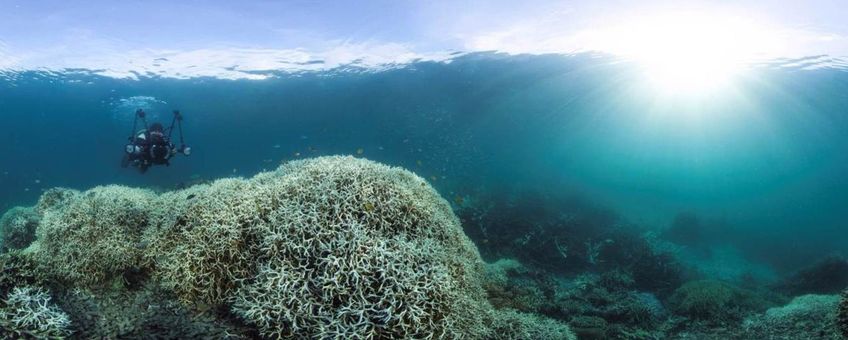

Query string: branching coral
[488,309,576,340]
[0,251,44,299]
[231,156,491,338]
[482,259,550,312]
[33,185,155,285]
[55,283,253,339]
[1,286,71,338]
[743,294,842,339]
[669,280,778,324]
[144,179,267,305]
[0,207,39,252]
[35,188,79,215]
[19,155,574,339]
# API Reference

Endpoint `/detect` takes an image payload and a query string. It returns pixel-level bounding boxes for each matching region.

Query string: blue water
[1,52,847,271]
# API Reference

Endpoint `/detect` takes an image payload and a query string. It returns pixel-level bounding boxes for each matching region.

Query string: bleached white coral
[743,294,841,338]
[21,155,573,339]
[33,185,156,285]
[228,156,490,338]
[2,286,71,337]
[144,179,268,305]
[489,309,576,340]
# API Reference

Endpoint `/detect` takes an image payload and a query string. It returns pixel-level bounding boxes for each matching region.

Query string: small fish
[430,176,438,182]
[378,146,384,151]
[186,194,196,200]
[363,202,375,212]
[232,168,238,173]
[273,144,281,149]
[24,188,29,192]
[416,160,423,167]
[356,148,364,155]
[34,179,41,184]
[294,152,301,157]
[454,195,464,205]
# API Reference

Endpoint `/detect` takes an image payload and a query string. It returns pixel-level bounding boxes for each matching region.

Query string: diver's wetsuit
[122,126,174,173]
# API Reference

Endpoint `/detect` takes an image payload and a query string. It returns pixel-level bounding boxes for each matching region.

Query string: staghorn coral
[839,290,848,338]
[482,258,552,313]
[32,185,155,286]
[0,251,44,299]
[35,188,78,215]
[144,179,267,305]
[569,315,608,339]
[231,156,492,338]
[743,294,842,339]
[55,283,253,339]
[0,207,40,252]
[489,309,576,340]
[19,156,574,339]
[668,280,778,324]
[0,286,71,338]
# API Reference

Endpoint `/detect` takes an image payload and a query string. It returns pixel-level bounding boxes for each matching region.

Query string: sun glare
[586,11,784,95]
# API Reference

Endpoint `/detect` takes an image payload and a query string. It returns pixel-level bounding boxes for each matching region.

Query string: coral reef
[0,251,44,299]
[488,309,576,340]
[230,156,492,338]
[839,289,848,339]
[0,207,39,252]
[32,186,156,286]
[569,315,608,339]
[483,259,550,312]
[456,188,685,296]
[0,286,72,338]
[743,294,842,339]
[3,156,574,339]
[668,280,779,324]
[144,179,265,305]
[482,258,669,338]
[55,283,253,339]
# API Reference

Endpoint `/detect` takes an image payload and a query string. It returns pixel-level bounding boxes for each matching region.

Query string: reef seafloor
[0,156,844,339]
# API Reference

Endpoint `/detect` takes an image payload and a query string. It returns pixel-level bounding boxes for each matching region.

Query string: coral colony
[0,157,574,339]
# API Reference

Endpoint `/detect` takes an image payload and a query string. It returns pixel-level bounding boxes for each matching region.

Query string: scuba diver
[121,109,191,173]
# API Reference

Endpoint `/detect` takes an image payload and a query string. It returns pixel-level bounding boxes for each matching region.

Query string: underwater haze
[2,1,848,339]
[3,53,847,268]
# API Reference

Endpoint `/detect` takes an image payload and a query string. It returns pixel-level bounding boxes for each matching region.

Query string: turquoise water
[1,52,848,338]
[2,53,846,267]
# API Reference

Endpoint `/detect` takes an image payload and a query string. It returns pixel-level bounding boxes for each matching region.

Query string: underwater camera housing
[179,144,191,156]
[125,144,142,154]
